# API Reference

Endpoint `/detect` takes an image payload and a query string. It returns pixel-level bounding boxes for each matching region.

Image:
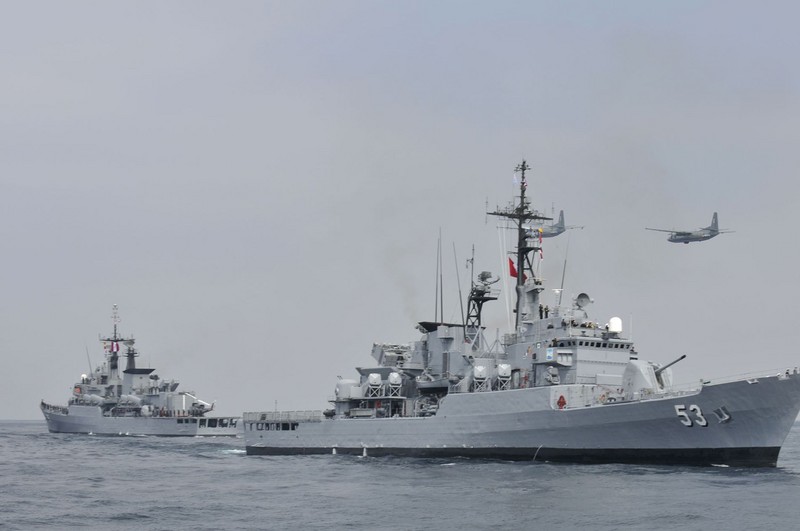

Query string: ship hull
[244,373,800,466]
[245,444,779,467]
[41,404,240,437]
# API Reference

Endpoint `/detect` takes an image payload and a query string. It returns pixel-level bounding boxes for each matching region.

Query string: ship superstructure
[244,160,800,466]
[41,305,239,436]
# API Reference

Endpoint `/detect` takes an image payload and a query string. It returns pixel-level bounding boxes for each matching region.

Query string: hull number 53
[674,404,708,427]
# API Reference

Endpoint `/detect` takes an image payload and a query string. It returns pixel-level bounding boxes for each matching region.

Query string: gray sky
[3,1,799,420]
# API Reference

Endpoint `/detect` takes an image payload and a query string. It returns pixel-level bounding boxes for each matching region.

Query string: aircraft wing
[645,227,676,233]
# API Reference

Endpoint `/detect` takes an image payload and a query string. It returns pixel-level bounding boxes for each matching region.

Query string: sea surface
[2,420,800,530]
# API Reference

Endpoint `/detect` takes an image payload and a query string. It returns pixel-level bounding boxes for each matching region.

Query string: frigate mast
[98,304,136,376]
[487,160,550,329]
[464,246,498,350]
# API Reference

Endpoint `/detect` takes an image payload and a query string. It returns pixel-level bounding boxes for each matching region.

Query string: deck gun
[654,354,687,377]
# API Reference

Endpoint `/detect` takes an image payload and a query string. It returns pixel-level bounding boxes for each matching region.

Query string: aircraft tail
[556,210,565,229]
[708,212,718,232]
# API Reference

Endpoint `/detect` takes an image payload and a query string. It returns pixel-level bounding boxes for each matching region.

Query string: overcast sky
[3,1,799,420]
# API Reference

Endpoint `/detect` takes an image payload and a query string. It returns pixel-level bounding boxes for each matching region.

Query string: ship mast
[99,304,136,376]
[487,160,550,329]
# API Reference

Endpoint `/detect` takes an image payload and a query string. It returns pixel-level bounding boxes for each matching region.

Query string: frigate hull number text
[674,404,708,427]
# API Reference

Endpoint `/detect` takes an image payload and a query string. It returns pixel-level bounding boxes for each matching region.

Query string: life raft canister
[557,395,567,409]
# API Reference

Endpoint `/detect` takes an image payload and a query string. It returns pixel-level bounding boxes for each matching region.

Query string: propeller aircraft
[646,212,733,244]
[526,210,583,239]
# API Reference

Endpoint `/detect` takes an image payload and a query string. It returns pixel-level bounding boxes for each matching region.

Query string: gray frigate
[41,305,240,436]
[244,161,800,466]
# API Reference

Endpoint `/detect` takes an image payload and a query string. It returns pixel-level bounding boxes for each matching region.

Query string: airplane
[646,212,734,244]
[526,210,583,239]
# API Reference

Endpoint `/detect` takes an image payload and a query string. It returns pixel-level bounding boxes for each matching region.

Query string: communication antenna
[558,234,570,307]
[433,230,444,324]
[85,344,93,377]
[439,231,444,325]
[453,242,465,328]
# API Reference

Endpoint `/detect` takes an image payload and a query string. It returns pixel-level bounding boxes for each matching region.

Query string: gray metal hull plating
[43,405,240,437]
[245,373,800,466]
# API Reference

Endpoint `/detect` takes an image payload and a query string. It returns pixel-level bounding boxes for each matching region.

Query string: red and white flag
[508,257,518,278]
[508,258,528,281]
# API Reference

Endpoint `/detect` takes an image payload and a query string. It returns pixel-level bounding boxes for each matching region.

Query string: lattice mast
[487,160,550,329]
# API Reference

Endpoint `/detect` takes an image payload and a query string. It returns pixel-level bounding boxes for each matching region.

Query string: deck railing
[243,410,323,423]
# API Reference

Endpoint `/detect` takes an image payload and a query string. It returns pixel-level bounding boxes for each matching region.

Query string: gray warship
[244,161,800,466]
[41,305,240,436]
